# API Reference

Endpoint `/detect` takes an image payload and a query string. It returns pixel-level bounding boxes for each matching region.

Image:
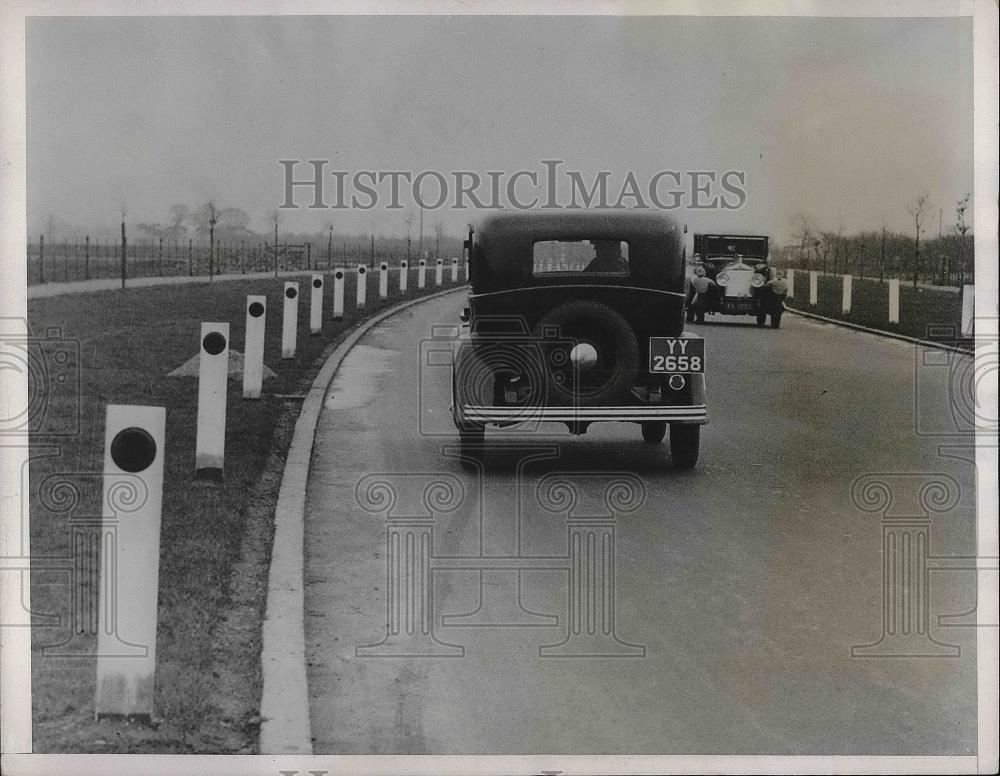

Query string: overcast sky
[26,14,973,243]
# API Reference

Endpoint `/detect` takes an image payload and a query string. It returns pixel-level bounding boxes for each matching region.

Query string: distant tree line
[780,193,973,287]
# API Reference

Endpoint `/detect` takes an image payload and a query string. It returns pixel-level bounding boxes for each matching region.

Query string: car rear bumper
[459,404,708,424]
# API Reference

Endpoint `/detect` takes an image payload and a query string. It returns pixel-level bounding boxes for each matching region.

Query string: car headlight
[750,273,765,288]
[716,272,730,287]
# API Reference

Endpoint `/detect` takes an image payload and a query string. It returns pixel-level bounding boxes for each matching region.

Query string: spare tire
[533,300,639,406]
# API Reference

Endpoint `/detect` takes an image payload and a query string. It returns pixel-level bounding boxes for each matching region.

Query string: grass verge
[784,273,969,346]
[26,270,465,752]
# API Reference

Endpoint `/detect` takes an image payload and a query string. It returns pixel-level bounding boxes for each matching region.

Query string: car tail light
[668,374,686,391]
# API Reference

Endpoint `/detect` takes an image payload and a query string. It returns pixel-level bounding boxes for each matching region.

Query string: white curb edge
[784,304,974,356]
[258,284,468,754]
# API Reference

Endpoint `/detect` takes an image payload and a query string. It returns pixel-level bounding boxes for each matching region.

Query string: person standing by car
[687,265,717,324]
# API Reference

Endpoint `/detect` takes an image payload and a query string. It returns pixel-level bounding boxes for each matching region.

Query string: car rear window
[532,239,630,275]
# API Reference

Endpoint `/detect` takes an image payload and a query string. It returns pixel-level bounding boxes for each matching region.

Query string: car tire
[641,421,667,444]
[534,300,640,406]
[458,422,484,471]
[669,423,700,469]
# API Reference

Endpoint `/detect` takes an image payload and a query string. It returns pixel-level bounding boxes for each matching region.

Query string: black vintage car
[689,233,785,327]
[451,210,708,468]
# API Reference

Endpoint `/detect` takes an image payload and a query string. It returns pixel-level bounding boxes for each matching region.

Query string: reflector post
[243,295,266,399]
[332,268,345,318]
[282,282,299,358]
[96,404,166,721]
[196,322,229,478]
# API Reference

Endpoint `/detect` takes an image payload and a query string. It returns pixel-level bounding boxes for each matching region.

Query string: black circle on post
[313,278,323,288]
[380,263,387,271]
[111,427,157,473]
[285,286,297,299]
[359,266,366,274]
[203,331,227,355]
[335,271,344,280]
[248,301,265,318]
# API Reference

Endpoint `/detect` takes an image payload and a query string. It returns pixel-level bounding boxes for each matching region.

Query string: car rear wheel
[641,421,667,444]
[669,423,700,469]
[533,300,640,406]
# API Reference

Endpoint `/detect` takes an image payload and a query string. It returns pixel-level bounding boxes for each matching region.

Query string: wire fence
[26,237,441,286]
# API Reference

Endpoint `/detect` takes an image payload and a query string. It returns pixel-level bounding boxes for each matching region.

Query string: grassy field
[785,272,968,345]
[26,268,464,752]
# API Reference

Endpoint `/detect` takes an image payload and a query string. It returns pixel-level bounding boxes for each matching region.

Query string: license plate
[649,337,705,373]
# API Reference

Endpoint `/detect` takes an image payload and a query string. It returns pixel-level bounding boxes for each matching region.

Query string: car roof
[476,209,681,240]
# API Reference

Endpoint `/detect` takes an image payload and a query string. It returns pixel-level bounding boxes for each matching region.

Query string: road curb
[784,304,974,356]
[258,284,468,754]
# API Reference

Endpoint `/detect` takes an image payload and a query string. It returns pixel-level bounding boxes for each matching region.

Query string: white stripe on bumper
[461,405,708,423]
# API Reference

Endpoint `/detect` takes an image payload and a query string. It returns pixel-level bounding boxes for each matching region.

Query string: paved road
[303,294,977,754]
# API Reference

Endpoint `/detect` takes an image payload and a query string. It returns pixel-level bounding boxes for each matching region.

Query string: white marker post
[464,243,470,281]
[332,268,345,318]
[961,285,974,337]
[379,262,388,299]
[282,282,299,358]
[356,264,367,308]
[243,296,266,399]
[399,260,409,293]
[418,259,426,289]
[809,271,818,306]
[888,278,900,324]
[435,258,443,286]
[451,257,459,283]
[310,274,324,334]
[96,404,166,721]
[786,269,795,298]
[196,323,230,480]
[842,274,853,314]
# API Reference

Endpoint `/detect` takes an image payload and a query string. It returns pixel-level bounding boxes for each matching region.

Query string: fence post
[842,274,852,314]
[399,260,408,293]
[39,235,45,284]
[188,239,193,276]
[809,270,818,306]
[888,278,900,324]
[418,259,426,289]
[84,235,90,280]
[158,237,163,277]
[379,262,388,299]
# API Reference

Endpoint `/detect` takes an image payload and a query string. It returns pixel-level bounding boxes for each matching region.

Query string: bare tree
[433,222,445,259]
[953,193,971,286]
[206,201,218,279]
[269,208,282,277]
[907,192,930,287]
[788,212,814,266]
[404,213,414,261]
